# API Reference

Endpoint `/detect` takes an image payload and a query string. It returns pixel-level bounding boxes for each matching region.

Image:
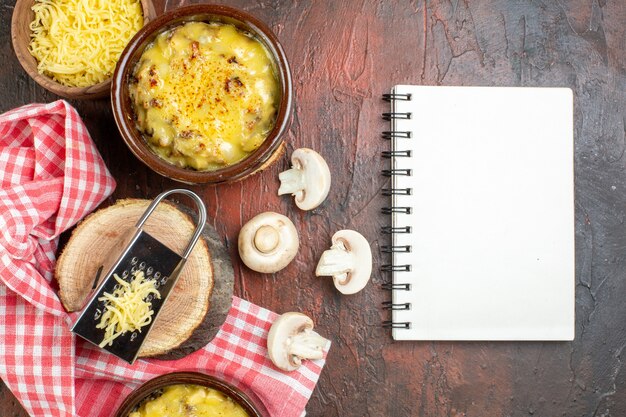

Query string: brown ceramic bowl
[111,5,293,184]
[11,0,156,99]
[114,372,268,417]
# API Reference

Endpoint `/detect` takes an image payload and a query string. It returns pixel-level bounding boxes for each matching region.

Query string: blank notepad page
[388,86,575,341]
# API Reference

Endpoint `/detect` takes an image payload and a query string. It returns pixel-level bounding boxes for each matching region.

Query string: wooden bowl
[111,5,293,184]
[114,372,268,417]
[11,0,157,99]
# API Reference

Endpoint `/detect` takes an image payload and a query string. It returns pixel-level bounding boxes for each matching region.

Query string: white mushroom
[278,148,331,211]
[267,312,329,372]
[315,230,372,294]
[238,212,299,273]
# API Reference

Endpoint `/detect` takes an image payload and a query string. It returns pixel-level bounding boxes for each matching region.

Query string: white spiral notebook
[382,85,575,341]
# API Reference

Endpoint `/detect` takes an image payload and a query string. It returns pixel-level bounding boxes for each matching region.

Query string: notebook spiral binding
[381,207,411,214]
[381,92,413,329]
[381,264,411,272]
[382,93,412,101]
[382,150,411,158]
[382,112,412,121]
[382,301,411,311]
[381,283,411,291]
[382,321,411,329]
[382,131,412,139]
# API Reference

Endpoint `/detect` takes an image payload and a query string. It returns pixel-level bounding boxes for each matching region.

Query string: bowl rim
[113,371,267,417]
[11,0,156,99]
[111,4,293,184]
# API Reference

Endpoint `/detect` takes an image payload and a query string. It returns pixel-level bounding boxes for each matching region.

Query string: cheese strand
[96,270,160,348]
[29,0,143,87]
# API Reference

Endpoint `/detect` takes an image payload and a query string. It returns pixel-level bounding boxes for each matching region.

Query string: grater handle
[135,189,207,259]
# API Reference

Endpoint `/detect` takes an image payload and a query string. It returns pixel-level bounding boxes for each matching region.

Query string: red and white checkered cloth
[0,101,328,417]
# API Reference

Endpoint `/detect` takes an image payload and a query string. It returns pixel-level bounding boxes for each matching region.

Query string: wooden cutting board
[55,199,234,359]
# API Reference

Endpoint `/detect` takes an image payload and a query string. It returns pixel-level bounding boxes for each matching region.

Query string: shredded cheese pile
[96,270,160,348]
[28,0,143,87]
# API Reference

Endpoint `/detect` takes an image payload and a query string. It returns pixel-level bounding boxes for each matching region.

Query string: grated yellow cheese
[28,0,143,87]
[96,269,160,348]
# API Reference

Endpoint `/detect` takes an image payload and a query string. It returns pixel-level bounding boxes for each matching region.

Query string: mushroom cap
[238,212,299,274]
[331,230,372,294]
[267,312,314,372]
[291,148,331,211]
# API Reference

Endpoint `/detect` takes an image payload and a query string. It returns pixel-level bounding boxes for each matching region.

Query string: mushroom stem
[277,168,305,197]
[254,225,280,253]
[288,332,328,361]
[315,241,353,284]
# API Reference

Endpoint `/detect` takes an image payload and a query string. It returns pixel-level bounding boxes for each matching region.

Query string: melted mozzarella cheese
[128,384,250,417]
[129,22,279,171]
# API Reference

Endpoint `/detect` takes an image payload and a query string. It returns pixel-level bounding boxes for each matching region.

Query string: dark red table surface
[1,1,626,416]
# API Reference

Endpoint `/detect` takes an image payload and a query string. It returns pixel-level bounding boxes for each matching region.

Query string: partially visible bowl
[114,372,267,417]
[111,4,293,184]
[11,0,157,99]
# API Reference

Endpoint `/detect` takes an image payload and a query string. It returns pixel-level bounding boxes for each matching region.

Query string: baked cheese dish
[129,21,280,171]
[129,384,250,417]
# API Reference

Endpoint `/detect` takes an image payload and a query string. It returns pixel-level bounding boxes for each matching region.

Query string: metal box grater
[71,189,207,364]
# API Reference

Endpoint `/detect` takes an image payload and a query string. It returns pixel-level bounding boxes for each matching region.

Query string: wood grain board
[1,0,626,416]
[158,200,234,361]
[56,199,234,358]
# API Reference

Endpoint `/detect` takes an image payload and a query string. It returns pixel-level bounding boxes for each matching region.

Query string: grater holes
[130,332,138,342]
[94,308,101,320]
[146,266,154,276]
[160,276,168,286]
[139,261,146,270]
[122,269,129,278]
[131,265,137,273]
[131,257,138,265]
[146,294,154,302]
